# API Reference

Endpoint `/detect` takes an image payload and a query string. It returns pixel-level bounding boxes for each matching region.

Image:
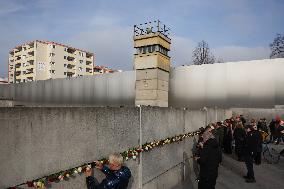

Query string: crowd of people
[194,115,284,189]
[82,115,284,189]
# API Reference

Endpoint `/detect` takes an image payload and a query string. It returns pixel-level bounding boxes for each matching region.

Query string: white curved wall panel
[0,58,283,108]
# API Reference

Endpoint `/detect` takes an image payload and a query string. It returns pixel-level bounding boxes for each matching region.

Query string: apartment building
[8,40,94,83]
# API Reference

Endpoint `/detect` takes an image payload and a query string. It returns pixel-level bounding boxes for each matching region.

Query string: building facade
[8,40,94,83]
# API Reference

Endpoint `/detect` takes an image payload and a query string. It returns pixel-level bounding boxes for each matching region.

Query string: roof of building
[94,66,118,73]
[10,40,94,55]
[0,77,8,84]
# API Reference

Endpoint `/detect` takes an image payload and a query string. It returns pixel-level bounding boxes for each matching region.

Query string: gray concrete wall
[0,107,229,189]
[0,100,14,107]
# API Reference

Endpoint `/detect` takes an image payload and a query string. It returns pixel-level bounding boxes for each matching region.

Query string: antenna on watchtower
[133,20,171,38]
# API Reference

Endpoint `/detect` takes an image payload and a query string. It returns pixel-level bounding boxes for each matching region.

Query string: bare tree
[270,34,284,58]
[216,57,224,63]
[192,40,215,65]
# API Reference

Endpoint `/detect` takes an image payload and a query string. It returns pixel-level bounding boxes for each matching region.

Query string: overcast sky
[0,0,283,77]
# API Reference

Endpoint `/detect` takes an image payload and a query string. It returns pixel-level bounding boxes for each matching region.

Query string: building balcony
[25,73,34,78]
[15,56,21,61]
[14,51,21,56]
[67,72,75,77]
[86,60,93,65]
[66,47,76,54]
[26,56,35,62]
[16,75,22,80]
[26,67,34,72]
[86,68,93,73]
[26,47,35,53]
[86,64,93,69]
[85,72,93,75]
[86,56,93,61]
[86,52,93,58]
[15,64,21,69]
[67,55,75,61]
[9,51,15,56]
[26,78,34,82]
[27,42,35,48]
[67,68,75,73]
[27,51,35,56]
[27,59,34,65]
[67,63,75,69]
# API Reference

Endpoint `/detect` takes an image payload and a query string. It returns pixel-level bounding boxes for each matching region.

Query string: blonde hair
[236,122,243,129]
[109,153,124,165]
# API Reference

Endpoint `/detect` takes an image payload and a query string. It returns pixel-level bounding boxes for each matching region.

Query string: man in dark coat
[223,120,233,154]
[214,122,225,148]
[195,126,222,189]
[85,153,131,189]
[269,119,277,143]
[240,115,246,125]
[243,125,261,183]
[233,123,246,161]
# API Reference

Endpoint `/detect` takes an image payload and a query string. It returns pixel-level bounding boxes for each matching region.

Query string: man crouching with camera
[85,153,131,189]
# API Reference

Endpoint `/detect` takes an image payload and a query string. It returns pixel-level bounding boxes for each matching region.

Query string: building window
[49,70,55,74]
[79,60,83,64]
[50,53,55,57]
[64,64,67,67]
[64,72,67,75]
[78,67,82,71]
[53,45,56,49]
[50,61,55,65]
[136,45,168,56]
[64,56,67,59]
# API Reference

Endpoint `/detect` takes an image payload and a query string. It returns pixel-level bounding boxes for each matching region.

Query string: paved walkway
[216,144,284,189]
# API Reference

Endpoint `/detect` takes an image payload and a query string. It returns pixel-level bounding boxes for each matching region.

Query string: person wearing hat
[243,124,261,183]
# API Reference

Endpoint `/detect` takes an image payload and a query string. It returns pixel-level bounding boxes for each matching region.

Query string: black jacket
[233,127,246,145]
[86,166,131,189]
[197,138,222,178]
[243,130,262,155]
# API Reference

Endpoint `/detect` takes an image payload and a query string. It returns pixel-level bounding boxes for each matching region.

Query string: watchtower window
[136,44,169,56]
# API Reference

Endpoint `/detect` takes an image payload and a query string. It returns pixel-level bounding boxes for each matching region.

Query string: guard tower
[133,20,171,107]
